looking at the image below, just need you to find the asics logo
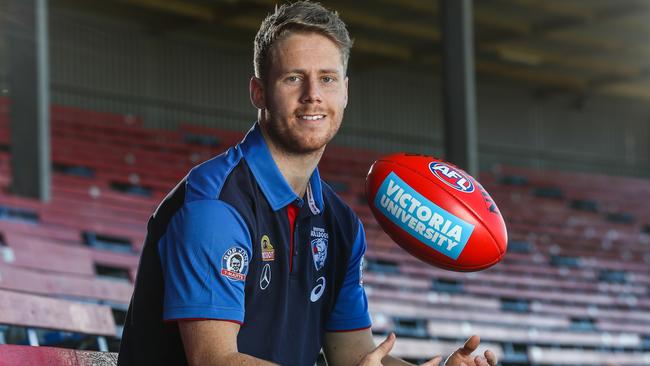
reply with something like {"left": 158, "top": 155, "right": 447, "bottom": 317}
{"left": 310, "top": 277, "right": 326, "bottom": 302}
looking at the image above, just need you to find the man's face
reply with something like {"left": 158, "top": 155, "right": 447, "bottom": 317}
{"left": 230, "top": 256, "right": 242, "bottom": 272}
{"left": 254, "top": 32, "right": 348, "bottom": 154}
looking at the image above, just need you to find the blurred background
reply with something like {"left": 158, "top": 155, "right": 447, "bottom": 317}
{"left": 0, "top": 0, "right": 649, "bottom": 365}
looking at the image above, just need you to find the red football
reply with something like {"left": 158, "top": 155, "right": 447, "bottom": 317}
{"left": 365, "top": 153, "right": 507, "bottom": 272}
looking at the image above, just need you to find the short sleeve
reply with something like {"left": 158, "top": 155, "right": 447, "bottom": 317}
{"left": 325, "top": 220, "right": 372, "bottom": 331}
{"left": 158, "top": 199, "right": 252, "bottom": 323}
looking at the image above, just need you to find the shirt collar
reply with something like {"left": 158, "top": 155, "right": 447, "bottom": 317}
{"left": 239, "top": 123, "right": 324, "bottom": 214}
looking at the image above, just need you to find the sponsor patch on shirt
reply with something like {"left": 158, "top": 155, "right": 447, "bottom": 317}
{"left": 261, "top": 234, "right": 275, "bottom": 261}
{"left": 259, "top": 263, "right": 271, "bottom": 290}
{"left": 310, "top": 276, "right": 326, "bottom": 302}
{"left": 221, "top": 246, "right": 249, "bottom": 281}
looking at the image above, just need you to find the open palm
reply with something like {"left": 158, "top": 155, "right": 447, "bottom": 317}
{"left": 444, "top": 335, "right": 497, "bottom": 366}
{"left": 359, "top": 333, "right": 497, "bottom": 366}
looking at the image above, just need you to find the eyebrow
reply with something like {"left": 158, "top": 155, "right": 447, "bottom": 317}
{"left": 284, "top": 68, "right": 341, "bottom": 75}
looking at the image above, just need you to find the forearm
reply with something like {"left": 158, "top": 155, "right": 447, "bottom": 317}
{"left": 179, "top": 320, "right": 277, "bottom": 366}
{"left": 187, "top": 351, "right": 278, "bottom": 366}
{"left": 221, "top": 352, "right": 279, "bottom": 366}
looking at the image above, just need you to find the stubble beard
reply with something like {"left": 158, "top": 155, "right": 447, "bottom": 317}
{"left": 262, "top": 112, "right": 342, "bottom": 156}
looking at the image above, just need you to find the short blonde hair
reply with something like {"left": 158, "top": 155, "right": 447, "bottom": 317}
{"left": 253, "top": 1, "right": 353, "bottom": 81}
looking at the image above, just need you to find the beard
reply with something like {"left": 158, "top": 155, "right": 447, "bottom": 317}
{"left": 261, "top": 110, "right": 342, "bottom": 155}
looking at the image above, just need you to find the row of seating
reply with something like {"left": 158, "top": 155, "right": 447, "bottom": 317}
{"left": 0, "top": 98, "right": 649, "bottom": 364}
{"left": 0, "top": 345, "right": 117, "bottom": 366}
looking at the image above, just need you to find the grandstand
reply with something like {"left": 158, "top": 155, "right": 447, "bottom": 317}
{"left": 0, "top": 100, "right": 649, "bottom": 364}
{"left": 1, "top": 0, "right": 650, "bottom": 365}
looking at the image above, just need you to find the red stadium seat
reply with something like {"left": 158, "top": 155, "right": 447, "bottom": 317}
{"left": 0, "top": 289, "right": 115, "bottom": 336}
{"left": 0, "top": 345, "right": 117, "bottom": 366}
{"left": 0, "top": 263, "right": 132, "bottom": 303}
{"left": 1, "top": 98, "right": 649, "bottom": 363}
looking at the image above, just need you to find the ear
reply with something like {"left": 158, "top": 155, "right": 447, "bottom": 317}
{"left": 343, "top": 76, "right": 349, "bottom": 108}
{"left": 250, "top": 77, "right": 266, "bottom": 110}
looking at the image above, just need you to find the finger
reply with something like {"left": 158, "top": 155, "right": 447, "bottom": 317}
{"left": 370, "top": 332, "right": 396, "bottom": 359}
{"left": 484, "top": 350, "right": 497, "bottom": 366}
{"left": 420, "top": 355, "right": 442, "bottom": 366}
{"left": 459, "top": 335, "right": 481, "bottom": 355}
{"left": 474, "top": 356, "right": 489, "bottom": 366}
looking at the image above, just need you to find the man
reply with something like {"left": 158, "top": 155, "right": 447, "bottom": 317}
{"left": 229, "top": 254, "right": 243, "bottom": 272}
{"left": 118, "top": 2, "right": 497, "bottom": 365}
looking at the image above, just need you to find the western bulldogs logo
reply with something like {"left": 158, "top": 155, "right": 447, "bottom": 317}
{"left": 429, "top": 162, "right": 474, "bottom": 193}
{"left": 220, "top": 247, "right": 249, "bottom": 281}
{"left": 310, "top": 227, "right": 329, "bottom": 271}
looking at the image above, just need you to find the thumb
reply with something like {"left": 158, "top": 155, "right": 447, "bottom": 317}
{"left": 459, "top": 335, "right": 480, "bottom": 356}
{"left": 370, "top": 332, "right": 396, "bottom": 359}
{"left": 420, "top": 355, "right": 442, "bottom": 366}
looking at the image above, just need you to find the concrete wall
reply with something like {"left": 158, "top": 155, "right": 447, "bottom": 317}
{"left": 0, "top": 3, "right": 648, "bottom": 178}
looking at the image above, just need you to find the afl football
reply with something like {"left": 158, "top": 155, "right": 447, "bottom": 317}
{"left": 365, "top": 153, "right": 507, "bottom": 272}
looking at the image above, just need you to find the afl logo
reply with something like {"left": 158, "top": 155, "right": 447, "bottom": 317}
{"left": 429, "top": 162, "right": 474, "bottom": 193}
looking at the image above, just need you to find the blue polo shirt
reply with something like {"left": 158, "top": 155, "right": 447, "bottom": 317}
{"left": 118, "top": 123, "right": 371, "bottom": 366}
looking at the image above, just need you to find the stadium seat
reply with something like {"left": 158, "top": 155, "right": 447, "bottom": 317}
{"left": 0, "top": 345, "right": 117, "bottom": 366}
{"left": 0, "top": 99, "right": 649, "bottom": 363}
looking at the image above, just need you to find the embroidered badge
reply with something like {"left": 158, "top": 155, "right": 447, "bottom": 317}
{"left": 310, "top": 276, "right": 326, "bottom": 302}
{"left": 220, "top": 247, "right": 249, "bottom": 281}
{"left": 260, "top": 263, "right": 271, "bottom": 290}
{"left": 310, "top": 227, "right": 329, "bottom": 271}
{"left": 261, "top": 235, "right": 275, "bottom": 262}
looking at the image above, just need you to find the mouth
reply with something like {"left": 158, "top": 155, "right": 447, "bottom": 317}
{"left": 297, "top": 114, "right": 326, "bottom": 121}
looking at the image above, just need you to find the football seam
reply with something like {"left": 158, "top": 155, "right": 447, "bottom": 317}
{"left": 373, "top": 158, "right": 505, "bottom": 258}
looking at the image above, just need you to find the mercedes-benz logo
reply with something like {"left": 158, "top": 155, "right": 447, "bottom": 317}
{"left": 260, "top": 263, "right": 271, "bottom": 290}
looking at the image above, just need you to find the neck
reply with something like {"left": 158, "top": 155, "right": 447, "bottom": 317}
{"left": 260, "top": 129, "right": 324, "bottom": 198}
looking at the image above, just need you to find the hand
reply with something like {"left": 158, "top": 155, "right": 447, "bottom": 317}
{"left": 444, "top": 335, "right": 497, "bottom": 366}
{"left": 357, "top": 333, "right": 397, "bottom": 366}
{"left": 357, "top": 333, "right": 442, "bottom": 366}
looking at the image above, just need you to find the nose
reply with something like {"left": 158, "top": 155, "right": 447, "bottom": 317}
{"left": 300, "top": 77, "right": 322, "bottom": 104}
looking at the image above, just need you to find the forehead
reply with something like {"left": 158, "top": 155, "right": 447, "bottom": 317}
{"left": 268, "top": 32, "right": 344, "bottom": 73}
